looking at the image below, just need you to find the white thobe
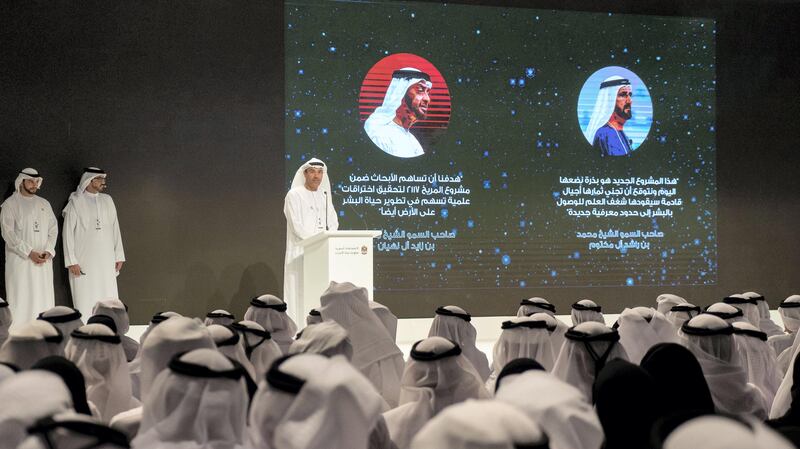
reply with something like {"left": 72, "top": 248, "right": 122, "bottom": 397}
{"left": 283, "top": 186, "right": 338, "bottom": 314}
{"left": 1, "top": 194, "right": 57, "bottom": 325}
{"left": 368, "top": 122, "right": 425, "bottom": 158}
{"left": 63, "top": 192, "right": 125, "bottom": 317}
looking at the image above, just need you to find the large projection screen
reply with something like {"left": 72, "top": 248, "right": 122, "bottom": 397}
{"left": 286, "top": 0, "right": 716, "bottom": 317}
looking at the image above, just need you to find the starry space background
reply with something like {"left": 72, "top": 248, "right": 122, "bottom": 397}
{"left": 285, "top": 0, "right": 716, "bottom": 314}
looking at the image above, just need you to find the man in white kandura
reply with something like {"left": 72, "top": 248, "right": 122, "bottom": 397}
{"left": 283, "top": 158, "right": 338, "bottom": 315}
{"left": 364, "top": 67, "right": 432, "bottom": 158}
{"left": 62, "top": 167, "right": 125, "bottom": 318}
{"left": 1, "top": 168, "right": 58, "bottom": 325}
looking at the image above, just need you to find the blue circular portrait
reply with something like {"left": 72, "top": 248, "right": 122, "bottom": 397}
{"left": 577, "top": 66, "right": 653, "bottom": 156}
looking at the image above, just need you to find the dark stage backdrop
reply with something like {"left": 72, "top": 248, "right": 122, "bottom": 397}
{"left": 1, "top": 0, "right": 798, "bottom": 322}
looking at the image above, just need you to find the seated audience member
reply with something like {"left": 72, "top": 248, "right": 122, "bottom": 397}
{"left": 132, "top": 349, "right": 248, "bottom": 449}
{"left": 289, "top": 320, "right": 353, "bottom": 359}
{"left": 204, "top": 309, "right": 235, "bottom": 326}
{"left": 247, "top": 353, "right": 383, "bottom": 449}
{"left": 742, "top": 291, "right": 784, "bottom": 337}
{"left": 428, "top": 305, "right": 491, "bottom": 381}
{"left": 552, "top": 321, "right": 628, "bottom": 402}
{"left": 516, "top": 297, "right": 568, "bottom": 354}
{"left": 66, "top": 323, "right": 139, "bottom": 421}
{"left": 244, "top": 295, "right": 297, "bottom": 354}
{"left": 639, "top": 343, "right": 715, "bottom": 419}
{"left": 0, "top": 370, "right": 73, "bottom": 448}
{"left": 410, "top": 400, "right": 549, "bottom": 449}
{"left": 495, "top": 370, "right": 604, "bottom": 449}
{"left": 385, "top": 336, "right": 488, "bottom": 448}
{"left": 37, "top": 306, "right": 84, "bottom": 352}
{"left": 732, "top": 321, "right": 782, "bottom": 405}
{"left": 570, "top": 299, "right": 604, "bottom": 325}
{"left": 486, "top": 315, "right": 557, "bottom": 392}
{"left": 92, "top": 299, "right": 139, "bottom": 362}
{"left": 231, "top": 320, "right": 282, "bottom": 380}
{"left": 680, "top": 314, "right": 768, "bottom": 418}
{"left": 665, "top": 303, "right": 701, "bottom": 331}
{"left": 594, "top": 359, "right": 664, "bottom": 449}
{"left": 658, "top": 415, "right": 794, "bottom": 449}
{"left": 615, "top": 306, "right": 677, "bottom": 364}
{"left": 770, "top": 295, "right": 800, "bottom": 366}
{"left": 318, "top": 281, "right": 404, "bottom": 407}
{"left": 655, "top": 293, "right": 688, "bottom": 315}
{"left": 17, "top": 411, "right": 131, "bottom": 449}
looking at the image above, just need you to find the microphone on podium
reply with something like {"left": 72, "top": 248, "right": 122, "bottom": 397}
{"left": 324, "top": 191, "right": 329, "bottom": 230}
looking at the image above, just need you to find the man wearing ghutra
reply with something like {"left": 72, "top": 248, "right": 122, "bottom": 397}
{"left": 1, "top": 168, "right": 58, "bottom": 324}
{"left": 62, "top": 167, "right": 125, "bottom": 318}
{"left": 283, "top": 159, "right": 338, "bottom": 316}
{"left": 364, "top": 67, "right": 432, "bottom": 158}
{"left": 583, "top": 75, "right": 634, "bottom": 156}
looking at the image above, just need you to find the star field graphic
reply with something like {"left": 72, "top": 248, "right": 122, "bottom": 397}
{"left": 285, "top": 1, "right": 717, "bottom": 296}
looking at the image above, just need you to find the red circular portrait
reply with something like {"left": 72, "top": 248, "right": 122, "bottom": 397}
{"left": 359, "top": 53, "right": 451, "bottom": 158}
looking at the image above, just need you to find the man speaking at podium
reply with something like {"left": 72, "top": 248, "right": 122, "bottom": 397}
{"left": 283, "top": 158, "right": 339, "bottom": 311}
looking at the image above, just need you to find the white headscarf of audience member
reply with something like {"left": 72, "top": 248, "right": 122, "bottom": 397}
{"left": 704, "top": 302, "right": 747, "bottom": 324}
{"left": 616, "top": 306, "right": 677, "bottom": 364}
{"left": 428, "top": 305, "right": 491, "bottom": 381}
{"left": 662, "top": 415, "right": 795, "bottom": 449}
{"left": 771, "top": 295, "right": 800, "bottom": 363}
{"left": 486, "top": 315, "right": 557, "bottom": 392}
{"left": 370, "top": 301, "right": 399, "bottom": 342}
{"left": 231, "top": 320, "right": 282, "bottom": 380}
{"left": 666, "top": 303, "right": 701, "bottom": 331}
{"left": 780, "top": 295, "right": 800, "bottom": 333}
{"left": 680, "top": 314, "right": 768, "bottom": 418}
{"left": 139, "top": 316, "right": 215, "bottom": 401}
{"left": 133, "top": 349, "right": 248, "bottom": 449}
{"left": 248, "top": 353, "right": 383, "bottom": 449}
{"left": 305, "top": 308, "right": 323, "bottom": 326}
{"left": 656, "top": 293, "right": 688, "bottom": 315}
{"left": 770, "top": 299, "right": 800, "bottom": 419}
{"left": 0, "top": 319, "right": 63, "bottom": 369}
{"left": 244, "top": 295, "right": 297, "bottom": 354}
{"left": 92, "top": 298, "right": 139, "bottom": 362}
{"left": 138, "top": 312, "right": 181, "bottom": 351}
{"left": 204, "top": 310, "right": 235, "bottom": 326}
{"left": 66, "top": 323, "right": 138, "bottom": 421}
{"left": 207, "top": 324, "right": 257, "bottom": 382}
{"left": 38, "top": 306, "right": 84, "bottom": 352}
{"left": 732, "top": 321, "right": 782, "bottom": 406}
{"left": 289, "top": 320, "right": 353, "bottom": 359}
{"left": 0, "top": 371, "right": 73, "bottom": 448}
{"left": 399, "top": 336, "right": 489, "bottom": 414}
{"left": 386, "top": 337, "right": 489, "bottom": 449}
{"left": 723, "top": 294, "right": 762, "bottom": 328}
{"left": 318, "top": 281, "right": 404, "bottom": 406}
{"left": 743, "top": 291, "right": 785, "bottom": 337}
{"left": 570, "top": 300, "right": 604, "bottom": 325}
{"left": 0, "top": 298, "right": 11, "bottom": 348}
{"left": 517, "top": 297, "right": 569, "bottom": 353}
{"left": 18, "top": 411, "right": 131, "bottom": 449}
{"left": 410, "top": 400, "right": 549, "bottom": 449}
{"left": 495, "top": 370, "right": 604, "bottom": 449}
{"left": 247, "top": 354, "right": 318, "bottom": 449}
{"left": 129, "top": 311, "right": 181, "bottom": 400}
{"left": 551, "top": 321, "right": 627, "bottom": 402}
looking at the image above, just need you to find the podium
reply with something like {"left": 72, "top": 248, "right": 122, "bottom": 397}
{"left": 295, "top": 230, "right": 381, "bottom": 321}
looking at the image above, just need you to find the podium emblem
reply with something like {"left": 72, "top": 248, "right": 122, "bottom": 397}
{"left": 361, "top": 245, "right": 368, "bottom": 255}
